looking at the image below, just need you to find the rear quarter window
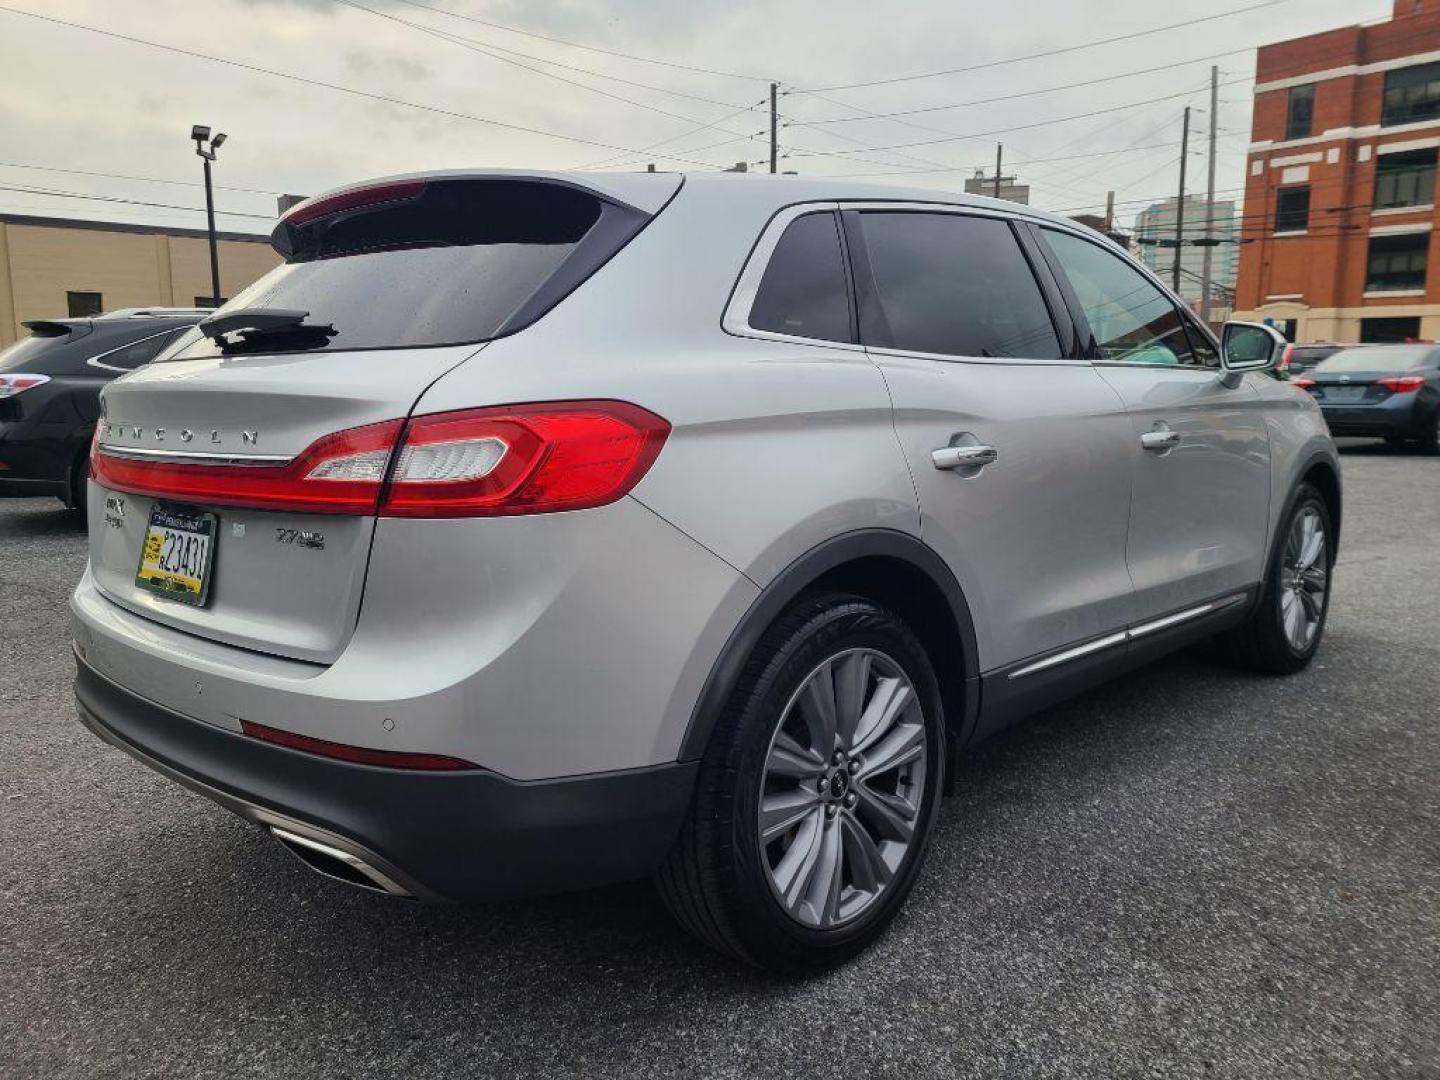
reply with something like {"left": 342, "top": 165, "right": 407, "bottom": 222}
{"left": 747, "top": 212, "right": 853, "bottom": 343}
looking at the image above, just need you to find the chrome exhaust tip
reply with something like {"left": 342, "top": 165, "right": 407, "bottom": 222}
{"left": 270, "top": 826, "right": 412, "bottom": 898}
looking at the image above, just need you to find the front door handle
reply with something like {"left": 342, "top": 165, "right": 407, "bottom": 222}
{"left": 1140, "top": 427, "right": 1181, "bottom": 452}
{"left": 932, "top": 444, "right": 999, "bottom": 470}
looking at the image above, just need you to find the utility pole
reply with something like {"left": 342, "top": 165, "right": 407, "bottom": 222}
{"left": 994, "top": 144, "right": 1003, "bottom": 198}
{"left": 1105, "top": 190, "right": 1115, "bottom": 232}
{"left": 1200, "top": 66, "right": 1219, "bottom": 325}
{"left": 1173, "top": 107, "right": 1190, "bottom": 294}
{"left": 769, "top": 83, "right": 778, "bottom": 174}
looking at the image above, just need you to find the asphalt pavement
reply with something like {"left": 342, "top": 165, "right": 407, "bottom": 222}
{"left": 2, "top": 441, "right": 1437, "bottom": 1079}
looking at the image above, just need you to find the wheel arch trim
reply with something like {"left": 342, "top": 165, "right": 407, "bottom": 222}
{"left": 676, "top": 529, "right": 980, "bottom": 761}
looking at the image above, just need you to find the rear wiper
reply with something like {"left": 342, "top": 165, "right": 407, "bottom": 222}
{"left": 198, "top": 307, "right": 337, "bottom": 352}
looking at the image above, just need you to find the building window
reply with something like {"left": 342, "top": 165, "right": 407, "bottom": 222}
{"left": 1275, "top": 187, "right": 1310, "bottom": 233}
{"left": 66, "top": 291, "right": 102, "bottom": 317}
{"left": 1360, "top": 316, "right": 1422, "bottom": 343}
{"left": 1374, "top": 149, "right": 1438, "bottom": 209}
{"left": 1286, "top": 85, "right": 1315, "bottom": 140}
{"left": 1382, "top": 61, "right": 1440, "bottom": 127}
{"left": 1366, "top": 232, "right": 1430, "bottom": 292}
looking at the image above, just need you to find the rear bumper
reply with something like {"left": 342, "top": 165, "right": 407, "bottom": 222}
{"left": 75, "top": 652, "right": 697, "bottom": 902}
{"left": 1318, "top": 398, "right": 1424, "bottom": 438}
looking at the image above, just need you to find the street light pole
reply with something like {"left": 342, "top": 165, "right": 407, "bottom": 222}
{"left": 191, "top": 125, "right": 227, "bottom": 307}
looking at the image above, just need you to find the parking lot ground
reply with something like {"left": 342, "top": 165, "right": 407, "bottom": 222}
{"left": 1, "top": 441, "right": 1438, "bottom": 1079}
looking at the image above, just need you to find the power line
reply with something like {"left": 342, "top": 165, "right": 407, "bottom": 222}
{"left": 0, "top": 160, "right": 284, "bottom": 198}
{"left": 0, "top": 183, "right": 274, "bottom": 221}
{"left": 381, "top": 0, "right": 773, "bottom": 83}
{"left": 0, "top": 4, "right": 751, "bottom": 169}
{"left": 795, "top": 0, "right": 1293, "bottom": 92}
{"left": 788, "top": 48, "right": 1255, "bottom": 125}
{"left": 787, "top": 79, "right": 1249, "bottom": 157}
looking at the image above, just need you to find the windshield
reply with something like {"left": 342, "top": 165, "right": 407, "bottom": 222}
{"left": 1315, "top": 346, "right": 1434, "bottom": 373}
{"left": 172, "top": 178, "right": 635, "bottom": 358}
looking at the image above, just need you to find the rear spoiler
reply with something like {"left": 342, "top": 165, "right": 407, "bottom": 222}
{"left": 21, "top": 319, "right": 81, "bottom": 338}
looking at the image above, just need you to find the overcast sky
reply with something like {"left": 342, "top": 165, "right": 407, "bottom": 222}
{"left": 0, "top": 0, "right": 1391, "bottom": 236}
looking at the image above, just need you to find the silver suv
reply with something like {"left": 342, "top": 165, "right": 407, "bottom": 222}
{"left": 72, "top": 171, "right": 1339, "bottom": 971}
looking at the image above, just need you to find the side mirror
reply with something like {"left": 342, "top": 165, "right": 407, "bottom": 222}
{"left": 1220, "top": 321, "right": 1286, "bottom": 386}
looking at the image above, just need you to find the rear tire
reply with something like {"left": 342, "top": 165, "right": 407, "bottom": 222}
{"left": 1222, "top": 483, "right": 1333, "bottom": 674}
{"left": 656, "top": 593, "right": 945, "bottom": 972}
{"left": 1422, "top": 412, "right": 1440, "bottom": 455}
{"left": 65, "top": 450, "right": 90, "bottom": 520}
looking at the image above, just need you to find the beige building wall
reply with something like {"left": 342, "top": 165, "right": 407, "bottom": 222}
{"left": 0, "top": 217, "right": 281, "bottom": 346}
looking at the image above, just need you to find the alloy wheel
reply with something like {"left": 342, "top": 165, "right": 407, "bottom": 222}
{"left": 758, "top": 648, "right": 928, "bottom": 929}
{"left": 1278, "top": 507, "right": 1328, "bottom": 652}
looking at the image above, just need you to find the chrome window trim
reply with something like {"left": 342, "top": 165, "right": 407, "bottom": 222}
{"left": 96, "top": 444, "right": 291, "bottom": 467}
{"left": 86, "top": 327, "right": 187, "bottom": 374}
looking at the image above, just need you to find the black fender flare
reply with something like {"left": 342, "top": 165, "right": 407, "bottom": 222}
{"left": 677, "top": 529, "right": 981, "bottom": 761}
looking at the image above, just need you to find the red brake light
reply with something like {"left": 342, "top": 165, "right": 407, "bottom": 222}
{"left": 92, "top": 419, "right": 404, "bottom": 514}
{"left": 1378, "top": 375, "right": 1426, "bottom": 393}
{"left": 90, "top": 401, "right": 669, "bottom": 518}
{"left": 281, "top": 179, "right": 426, "bottom": 228}
{"left": 1291, "top": 377, "right": 1316, "bottom": 390}
{"left": 381, "top": 401, "right": 670, "bottom": 518}
{"left": 239, "top": 719, "right": 477, "bottom": 770}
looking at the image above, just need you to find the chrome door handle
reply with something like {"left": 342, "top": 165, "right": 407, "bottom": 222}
{"left": 1140, "top": 429, "right": 1181, "bottom": 452}
{"left": 932, "top": 444, "right": 999, "bottom": 470}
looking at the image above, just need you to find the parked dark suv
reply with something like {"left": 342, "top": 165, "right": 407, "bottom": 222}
{"left": 0, "top": 309, "right": 204, "bottom": 511}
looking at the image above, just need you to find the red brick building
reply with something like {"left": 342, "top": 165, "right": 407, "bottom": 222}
{"left": 1234, "top": 0, "right": 1440, "bottom": 343}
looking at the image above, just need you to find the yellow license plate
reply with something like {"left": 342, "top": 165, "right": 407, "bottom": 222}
{"left": 135, "top": 504, "right": 218, "bottom": 607}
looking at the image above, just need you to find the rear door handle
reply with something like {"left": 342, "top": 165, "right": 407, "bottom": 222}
{"left": 932, "top": 444, "right": 999, "bottom": 470}
{"left": 1140, "top": 428, "right": 1181, "bottom": 452}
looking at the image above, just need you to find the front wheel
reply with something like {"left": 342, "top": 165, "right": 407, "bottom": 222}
{"left": 1223, "top": 483, "right": 1334, "bottom": 674}
{"left": 656, "top": 594, "right": 945, "bottom": 972}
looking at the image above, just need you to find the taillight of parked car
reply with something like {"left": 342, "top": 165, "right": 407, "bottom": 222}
{"left": 91, "top": 401, "right": 670, "bottom": 517}
{"left": 1291, "top": 377, "right": 1317, "bottom": 390}
{"left": 1377, "top": 375, "right": 1427, "bottom": 393}
{"left": 0, "top": 373, "right": 50, "bottom": 398}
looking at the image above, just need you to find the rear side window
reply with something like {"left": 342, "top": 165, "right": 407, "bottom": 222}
{"left": 90, "top": 327, "right": 191, "bottom": 372}
{"left": 179, "top": 178, "right": 646, "bottom": 356}
{"left": 748, "top": 212, "right": 852, "bottom": 343}
{"left": 1041, "top": 228, "right": 1197, "bottom": 366}
{"left": 855, "top": 212, "right": 1062, "bottom": 359}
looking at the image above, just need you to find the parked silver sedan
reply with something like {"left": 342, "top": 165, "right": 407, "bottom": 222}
{"left": 71, "top": 171, "right": 1338, "bottom": 971}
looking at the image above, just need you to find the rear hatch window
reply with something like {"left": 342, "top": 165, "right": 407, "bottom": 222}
{"left": 172, "top": 177, "right": 651, "bottom": 359}
{"left": 0, "top": 321, "right": 89, "bottom": 373}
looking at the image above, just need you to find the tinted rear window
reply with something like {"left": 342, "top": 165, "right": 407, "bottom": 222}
{"left": 1317, "top": 346, "right": 1435, "bottom": 372}
{"left": 857, "top": 212, "right": 1062, "bottom": 359}
{"left": 177, "top": 179, "right": 641, "bottom": 357}
{"left": 748, "top": 212, "right": 852, "bottom": 343}
{"left": 0, "top": 334, "right": 68, "bottom": 373}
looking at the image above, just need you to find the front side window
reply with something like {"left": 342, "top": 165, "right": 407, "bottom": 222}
{"left": 1286, "top": 85, "right": 1315, "bottom": 140}
{"left": 67, "top": 291, "right": 102, "bottom": 318}
{"left": 1275, "top": 187, "right": 1311, "bottom": 233}
{"left": 854, "top": 212, "right": 1062, "bottom": 359}
{"left": 1374, "top": 149, "right": 1438, "bottom": 209}
{"left": 1366, "top": 233, "right": 1430, "bottom": 292}
{"left": 1383, "top": 62, "right": 1440, "bottom": 126}
{"left": 1041, "top": 228, "right": 1196, "bottom": 366}
{"left": 747, "top": 212, "right": 852, "bottom": 343}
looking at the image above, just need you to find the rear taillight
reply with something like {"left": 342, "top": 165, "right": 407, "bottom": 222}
{"left": 92, "top": 419, "right": 404, "bottom": 514}
{"left": 380, "top": 401, "right": 669, "bottom": 518}
{"left": 90, "top": 401, "right": 669, "bottom": 518}
{"left": 1378, "top": 375, "right": 1427, "bottom": 393}
{"left": 1291, "top": 377, "right": 1316, "bottom": 390}
{"left": 0, "top": 373, "right": 50, "bottom": 398}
